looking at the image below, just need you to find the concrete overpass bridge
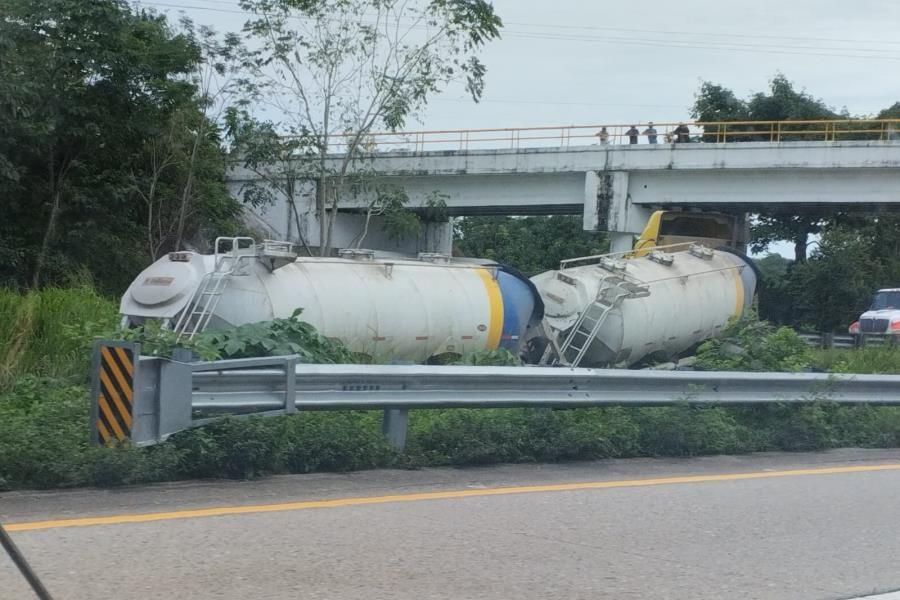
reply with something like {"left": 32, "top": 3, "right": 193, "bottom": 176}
{"left": 227, "top": 120, "right": 900, "bottom": 253}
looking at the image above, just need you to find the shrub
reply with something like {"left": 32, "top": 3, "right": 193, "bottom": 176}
{"left": 275, "top": 412, "right": 392, "bottom": 473}
{"left": 695, "top": 312, "right": 811, "bottom": 372}
{"left": 199, "top": 309, "right": 359, "bottom": 363}
{"left": 4, "top": 286, "right": 900, "bottom": 492}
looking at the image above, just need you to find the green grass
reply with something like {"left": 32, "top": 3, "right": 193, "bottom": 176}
{"left": 0, "top": 286, "right": 119, "bottom": 389}
{"left": 810, "top": 345, "right": 900, "bottom": 374}
{"left": 2, "top": 287, "right": 900, "bottom": 491}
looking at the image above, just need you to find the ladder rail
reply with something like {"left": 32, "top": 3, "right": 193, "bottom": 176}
{"left": 174, "top": 238, "right": 251, "bottom": 340}
{"left": 181, "top": 273, "right": 230, "bottom": 339}
{"left": 558, "top": 289, "right": 631, "bottom": 367}
{"left": 170, "top": 236, "right": 298, "bottom": 340}
{"left": 559, "top": 302, "right": 613, "bottom": 367}
{"left": 172, "top": 271, "right": 214, "bottom": 338}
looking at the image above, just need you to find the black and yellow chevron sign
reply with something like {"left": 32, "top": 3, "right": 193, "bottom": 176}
{"left": 94, "top": 344, "right": 135, "bottom": 444}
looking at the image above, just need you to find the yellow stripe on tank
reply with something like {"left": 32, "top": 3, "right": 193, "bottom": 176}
{"left": 731, "top": 267, "right": 745, "bottom": 317}
{"left": 476, "top": 268, "right": 503, "bottom": 349}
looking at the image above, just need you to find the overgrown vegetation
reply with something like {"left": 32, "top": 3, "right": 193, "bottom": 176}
{"left": 454, "top": 215, "right": 608, "bottom": 276}
{"left": 0, "top": 286, "right": 119, "bottom": 389}
{"left": 693, "top": 312, "right": 812, "bottom": 372}
{"left": 1, "top": 0, "right": 243, "bottom": 293}
{"left": 2, "top": 287, "right": 900, "bottom": 491}
{"left": 692, "top": 74, "right": 900, "bottom": 332}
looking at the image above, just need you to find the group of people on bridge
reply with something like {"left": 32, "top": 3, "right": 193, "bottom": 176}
{"left": 595, "top": 123, "right": 691, "bottom": 145}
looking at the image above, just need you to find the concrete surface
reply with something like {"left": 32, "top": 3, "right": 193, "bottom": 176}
{"left": 3, "top": 449, "right": 900, "bottom": 599}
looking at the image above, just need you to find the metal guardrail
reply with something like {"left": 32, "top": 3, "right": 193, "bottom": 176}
{"left": 799, "top": 332, "right": 895, "bottom": 349}
{"left": 317, "top": 118, "right": 900, "bottom": 153}
{"left": 92, "top": 342, "right": 900, "bottom": 452}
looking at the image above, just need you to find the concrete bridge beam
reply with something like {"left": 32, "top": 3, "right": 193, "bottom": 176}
{"left": 227, "top": 141, "right": 900, "bottom": 254}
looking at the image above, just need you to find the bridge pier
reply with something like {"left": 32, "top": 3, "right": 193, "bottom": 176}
{"left": 584, "top": 169, "right": 651, "bottom": 252}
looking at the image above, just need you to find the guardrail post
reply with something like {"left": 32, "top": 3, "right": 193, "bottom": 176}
{"left": 822, "top": 332, "right": 834, "bottom": 349}
{"left": 858, "top": 334, "right": 868, "bottom": 348}
{"left": 284, "top": 356, "right": 297, "bottom": 414}
{"left": 91, "top": 340, "right": 141, "bottom": 446}
{"left": 158, "top": 355, "right": 193, "bottom": 441}
{"left": 382, "top": 409, "right": 409, "bottom": 452}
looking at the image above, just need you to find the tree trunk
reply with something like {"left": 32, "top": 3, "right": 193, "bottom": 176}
{"left": 31, "top": 188, "right": 62, "bottom": 289}
{"left": 316, "top": 177, "right": 327, "bottom": 256}
{"left": 287, "top": 183, "right": 313, "bottom": 256}
{"left": 325, "top": 178, "right": 343, "bottom": 254}
{"left": 174, "top": 119, "right": 204, "bottom": 251}
{"left": 32, "top": 145, "right": 64, "bottom": 289}
{"left": 793, "top": 233, "right": 808, "bottom": 263}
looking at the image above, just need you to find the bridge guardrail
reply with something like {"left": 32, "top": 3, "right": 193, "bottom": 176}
{"left": 313, "top": 119, "right": 900, "bottom": 153}
{"left": 91, "top": 342, "right": 900, "bottom": 451}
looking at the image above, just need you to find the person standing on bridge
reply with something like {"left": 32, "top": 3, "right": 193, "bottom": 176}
{"left": 626, "top": 125, "right": 640, "bottom": 145}
{"left": 674, "top": 123, "right": 691, "bottom": 143}
{"left": 596, "top": 127, "right": 609, "bottom": 145}
{"left": 643, "top": 122, "right": 658, "bottom": 144}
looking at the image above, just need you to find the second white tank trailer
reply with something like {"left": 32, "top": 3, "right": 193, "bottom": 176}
{"left": 120, "top": 238, "right": 757, "bottom": 368}
{"left": 532, "top": 246, "right": 756, "bottom": 367}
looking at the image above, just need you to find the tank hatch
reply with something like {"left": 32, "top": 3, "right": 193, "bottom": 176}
{"left": 258, "top": 240, "right": 298, "bottom": 271}
{"left": 130, "top": 258, "right": 195, "bottom": 306}
{"left": 541, "top": 274, "right": 586, "bottom": 319}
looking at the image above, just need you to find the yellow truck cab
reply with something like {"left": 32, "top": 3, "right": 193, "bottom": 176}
{"left": 632, "top": 210, "right": 747, "bottom": 255}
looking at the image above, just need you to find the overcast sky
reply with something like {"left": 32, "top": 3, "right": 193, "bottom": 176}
{"left": 138, "top": 0, "right": 900, "bottom": 130}
{"left": 136, "top": 0, "right": 898, "bottom": 257}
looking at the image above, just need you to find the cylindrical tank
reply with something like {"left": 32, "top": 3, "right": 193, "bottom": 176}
{"left": 120, "top": 249, "right": 542, "bottom": 363}
{"left": 530, "top": 246, "right": 757, "bottom": 367}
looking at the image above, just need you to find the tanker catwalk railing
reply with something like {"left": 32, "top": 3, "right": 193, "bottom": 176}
{"left": 91, "top": 345, "right": 900, "bottom": 452}
{"left": 310, "top": 118, "right": 900, "bottom": 153}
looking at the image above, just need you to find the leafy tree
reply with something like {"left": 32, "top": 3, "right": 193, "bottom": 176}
{"left": 750, "top": 215, "right": 827, "bottom": 264}
{"left": 754, "top": 253, "right": 795, "bottom": 326}
{"left": 454, "top": 216, "right": 608, "bottom": 276}
{"left": 691, "top": 82, "right": 750, "bottom": 142}
{"left": 691, "top": 74, "right": 841, "bottom": 261}
{"left": 879, "top": 102, "right": 900, "bottom": 119}
{"left": 790, "top": 226, "right": 876, "bottom": 331}
{"left": 0, "top": 0, "right": 240, "bottom": 292}
{"left": 232, "top": 0, "right": 502, "bottom": 255}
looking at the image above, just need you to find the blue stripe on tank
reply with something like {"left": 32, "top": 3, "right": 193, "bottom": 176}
{"left": 496, "top": 270, "right": 536, "bottom": 351}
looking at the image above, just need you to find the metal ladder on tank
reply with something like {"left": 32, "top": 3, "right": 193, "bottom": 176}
{"left": 173, "top": 237, "right": 254, "bottom": 340}
{"left": 557, "top": 277, "right": 649, "bottom": 368}
{"left": 557, "top": 300, "right": 615, "bottom": 367}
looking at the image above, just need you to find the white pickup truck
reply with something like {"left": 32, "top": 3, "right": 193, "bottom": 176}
{"left": 849, "top": 289, "right": 900, "bottom": 335}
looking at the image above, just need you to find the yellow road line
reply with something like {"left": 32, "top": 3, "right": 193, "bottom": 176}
{"left": 7, "top": 463, "right": 900, "bottom": 533}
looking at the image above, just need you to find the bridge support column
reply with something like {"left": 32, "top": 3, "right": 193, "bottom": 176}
{"left": 603, "top": 170, "right": 651, "bottom": 252}
{"left": 583, "top": 170, "right": 602, "bottom": 231}
{"left": 609, "top": 232, "right": 635, "bottom": 254}
{"left": 420, "top": 220, "right": 453, "bottom": 255}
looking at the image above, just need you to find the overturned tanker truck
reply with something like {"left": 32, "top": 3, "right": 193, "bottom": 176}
{"left": 121, "top": 235, "right": 757, "bottom": 368}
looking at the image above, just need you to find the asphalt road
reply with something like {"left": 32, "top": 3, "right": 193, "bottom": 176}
{"left": 3, "top": 449, "right": 900, "bottom": 600}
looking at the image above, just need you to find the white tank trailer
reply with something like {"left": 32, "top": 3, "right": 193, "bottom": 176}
{"left": 121, "top": 239, "right": 543, "bottom": 363}
{"left": 120, "top": 238, "right": 757, "bottom": 367}
{"left": 530, "top": 245, "right": 757, "bottom": 367}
